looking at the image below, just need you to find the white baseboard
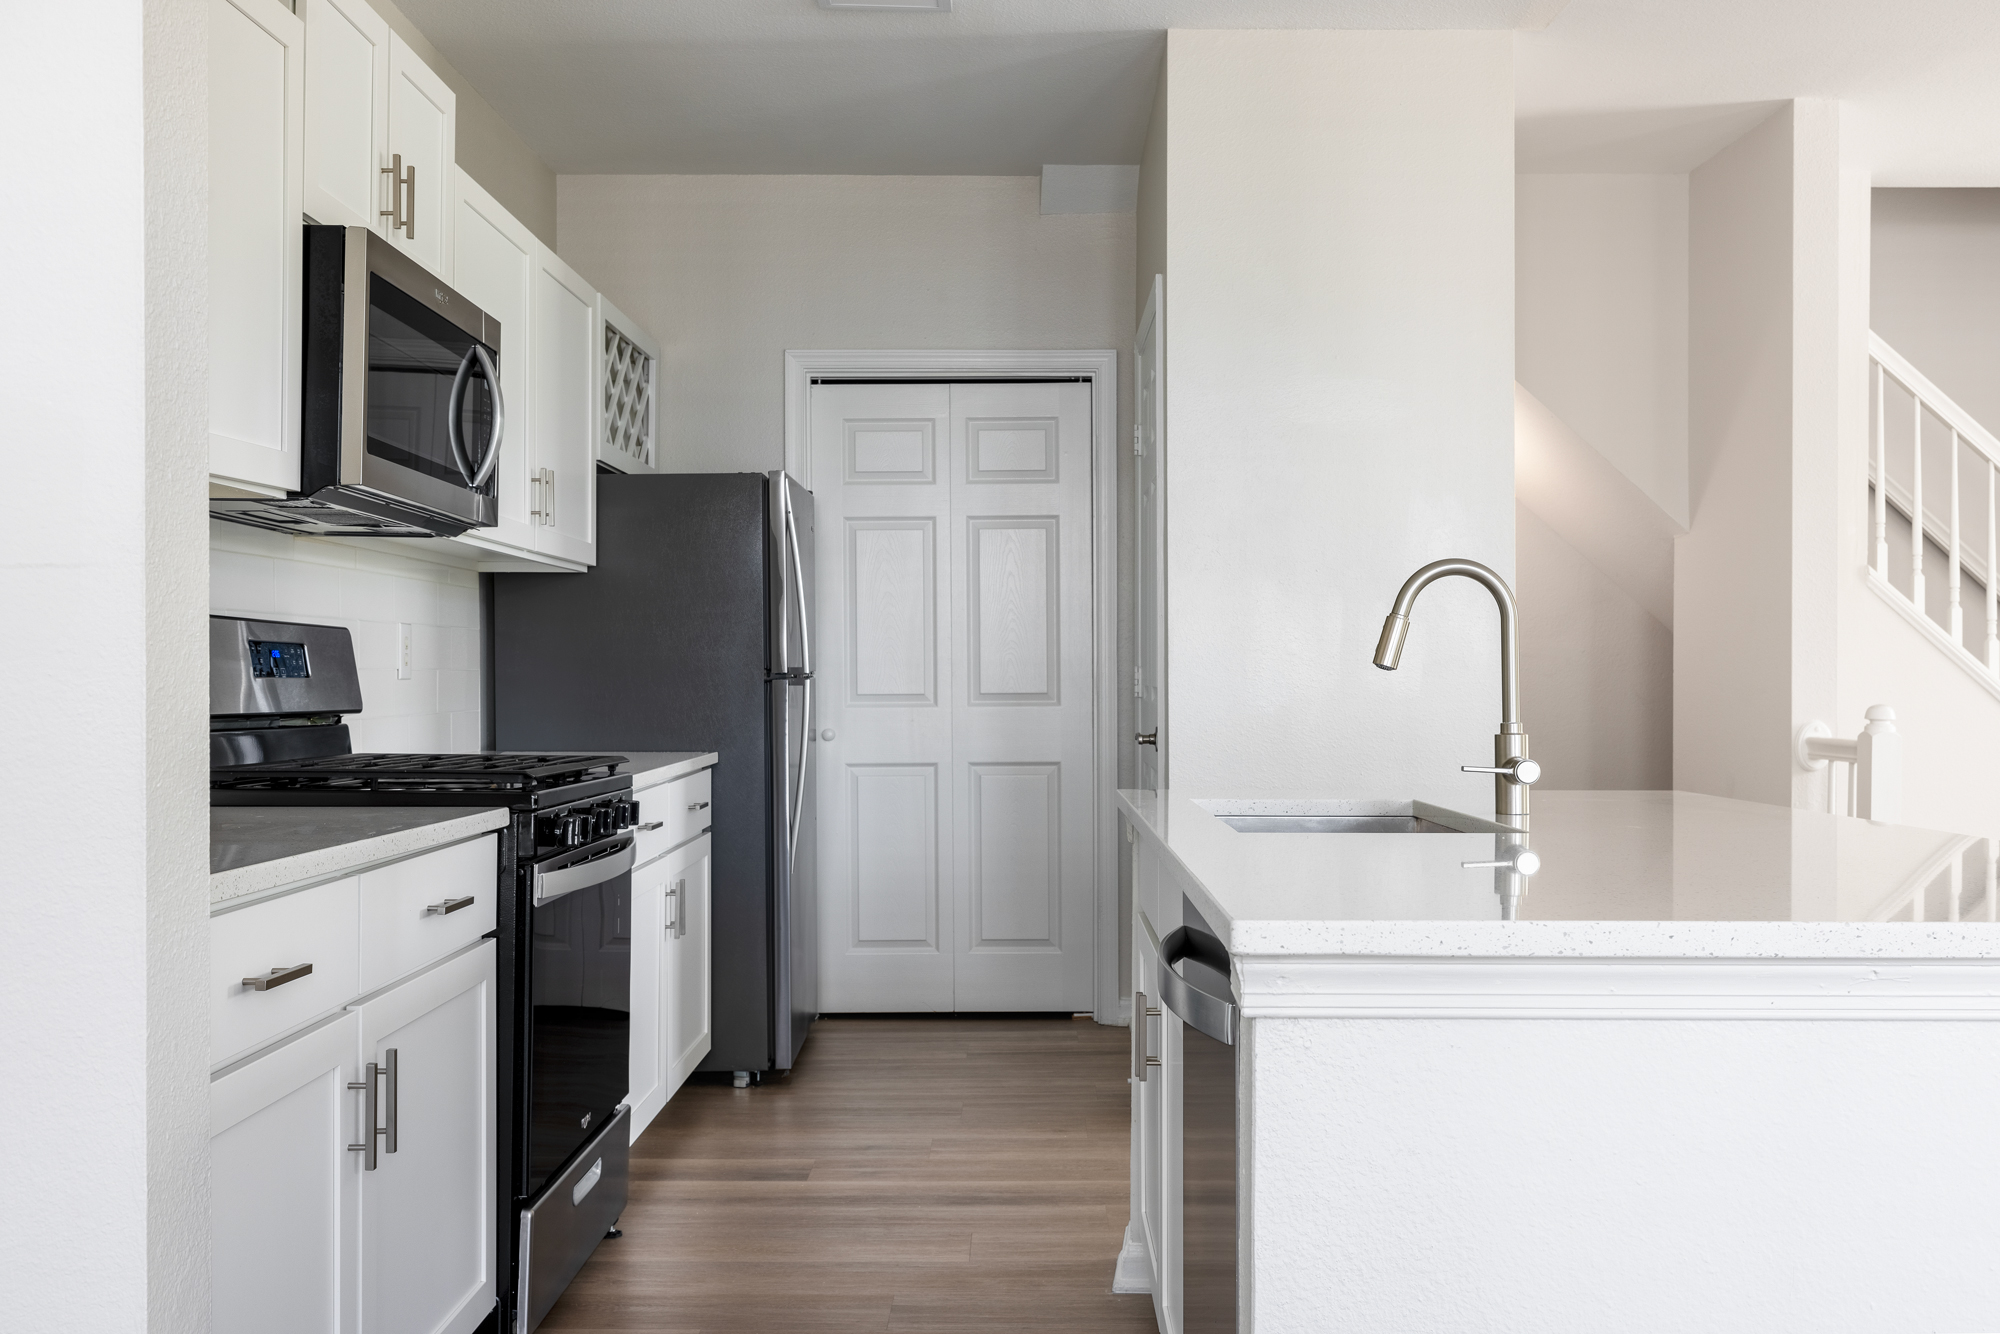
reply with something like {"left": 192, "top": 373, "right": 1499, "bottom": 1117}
{"left": 1111, "top": 1223, "right": 1154, "bottom": 1294}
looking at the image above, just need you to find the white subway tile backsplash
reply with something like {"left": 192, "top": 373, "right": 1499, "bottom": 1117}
{"left": 210, "top": 519, "right": 482, "bottom": 750}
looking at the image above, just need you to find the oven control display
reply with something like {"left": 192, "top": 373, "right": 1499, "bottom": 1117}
{"left": 247, "top": 640, "right": 311, "bottom": 679}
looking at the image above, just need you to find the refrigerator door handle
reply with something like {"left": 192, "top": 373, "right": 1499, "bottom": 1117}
{"left": 783, "top": 480, "right": 812, "bottom": 677}
{"left": 788, "top": 676, "right": 813, "bottom": 871}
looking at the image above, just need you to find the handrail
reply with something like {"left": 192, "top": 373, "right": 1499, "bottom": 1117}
{"left": 1867, "top": 332, "right": 2000, "bottom": 679}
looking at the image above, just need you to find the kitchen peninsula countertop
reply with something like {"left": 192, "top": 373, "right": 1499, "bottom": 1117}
{"left": 211, "top": 806, "right": 511, "bottom": 906}
{"left": 1118, "top": 788, "right": 2000, "bottom": 960}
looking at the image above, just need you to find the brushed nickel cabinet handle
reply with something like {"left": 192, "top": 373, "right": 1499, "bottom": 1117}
{"left": 404, "top": 163, "right": 415, "bottom": 240}
{"left": 688, "top": 800, "right": 709, "bottom": 812}
{"left": 379, "top": 153, "right": 406, "bottom": 233}
{"left": 665, "top": 880, "right": 681, "bottom": 936}
{"left": 347, "top": 1060, "right": 382, "bottom": 1170}
{"left": 383, "top": 1048, "right": 398, "bottom": 1154}
{"left": 1131, "top": 990, "right": 1163, "bottom": 1082}
{"left": 425, "top": 895, "right": 475, "bottom": 916}
{"left": 637, "top": 821, "right": 664, "bottom": 832}
{"left": 242, "top": 963, "right": 312, "bottom": 991}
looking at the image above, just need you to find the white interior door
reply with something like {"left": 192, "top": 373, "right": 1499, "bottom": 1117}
{"left": 1135, "top": 276, "right": 1166, "bottom": 791}
{"left": 814, "top": 380, "right": 1097, "bottom": 1012}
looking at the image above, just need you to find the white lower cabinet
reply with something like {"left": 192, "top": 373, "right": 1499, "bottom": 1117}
{"left": 355, "top": 941, "right": 496, "bottom": 1334}
{"left": 629, "top": 827, "right": 714, "bottom": 1140}
{"left": 212, "top": 1012, "right": 360, "bottom": 1334}
{"left": 1132, "top": 906, "right": 1181, "bottom": 1334}
{"left": 211, "top": 834, "right": 499, "bottom": 1334}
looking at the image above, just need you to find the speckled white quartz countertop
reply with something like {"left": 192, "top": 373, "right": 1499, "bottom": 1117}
{"left": 614, "top": 751, "right": 718, "bottom": 790}
{"left": 1119, "top": 788, "right": 2000, "bottom": 960}
{"left": 211, "top": 806, "right": 510, "bottom": 906}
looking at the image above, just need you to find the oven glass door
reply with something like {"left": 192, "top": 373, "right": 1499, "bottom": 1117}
{"left": 527, "top": 865, "right": 632, "bottom": 1198}
{"left": 366, "top": 273, "right": 498, "bottom": 505}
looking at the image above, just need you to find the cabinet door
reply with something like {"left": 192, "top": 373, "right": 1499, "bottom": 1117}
{"left": 208, "top": 0, "right": 303, "bottom": 495}
{"left": 450, "top": 168, "right": 538, "bottom": 551}
{"left": 211, "top": 1012, "right": 360, "bottom": 1334}
{"left": 301, "top": 0, "right": 388, "bottom": 229}
{"left": 627, "top": 852, "right": 669, "bottom": 1139}
{"left": 1133, "top": 915, "right": 1166, "bottom": 1308}
{"left": 531, "top": 244, "right": 598, "bottom": 566}
{"left": 353, "top": 942, "right": 495, "bottom": 1334}
{"left": 667, "top": 834, "right": 714, "bottom": 1090}
{"left": 384, "top": 31, "right": 454, "bottom": 278}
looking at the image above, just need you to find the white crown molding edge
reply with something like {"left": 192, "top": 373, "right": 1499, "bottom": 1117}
{"left": 1236, "top": 955, "right": 2000, "bottom": 1021}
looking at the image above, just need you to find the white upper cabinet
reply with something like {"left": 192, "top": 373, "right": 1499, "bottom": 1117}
{"left": 384, "top": 32, "right": 454, "bottom": 278}
{"left": 300, "top": 0, "right": 388, "bottom": 229}
{"left": 450, "top": 167, "right": 538, "bottom": 553}
{"left": 531, "top": 244, "right": 598, "bottom": 566}
{"left": 596, "top": 294, "right": 661, "bottom": 475}
{"left": 208, "top": 0, "right": 303, "bottom": 496}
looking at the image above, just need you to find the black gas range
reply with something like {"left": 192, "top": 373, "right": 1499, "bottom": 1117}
{"left": 210, "top": 615, "right": 637, "bottom": 1334}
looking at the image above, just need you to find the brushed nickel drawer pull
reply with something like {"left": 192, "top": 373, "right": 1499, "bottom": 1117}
{"left": 242, "top": 963, "right": 312, "bottom": 991}
{"left": 425, "top": 895, "right": 475, "bottom": 916}
{"left": 687, "top": 800, "right": 709, "bottom": 811}
{"left": 637, "top": 821, "right": 664, "bottom": 832}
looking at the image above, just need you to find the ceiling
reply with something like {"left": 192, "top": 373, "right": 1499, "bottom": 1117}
{"left": 394, "top": 0, "right": 2000, "bottom": 181}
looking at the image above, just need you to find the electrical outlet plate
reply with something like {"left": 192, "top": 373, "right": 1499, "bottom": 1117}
{"left": 397, "top": 623, "right": 413, "bottom": 680}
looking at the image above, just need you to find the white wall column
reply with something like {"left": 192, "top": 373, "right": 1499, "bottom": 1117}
{"left": 1154, "top": 29, "right": 1516, "bottom": 807}
{"left": 0, "top": 1, "right": 210, "bottom": 1328}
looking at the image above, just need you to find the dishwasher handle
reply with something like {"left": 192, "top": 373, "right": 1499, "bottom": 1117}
{"left": 1157, "top": 925, "right": 1237, "bottom": 1046}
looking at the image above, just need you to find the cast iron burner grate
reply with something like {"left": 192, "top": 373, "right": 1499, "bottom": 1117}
{"left": 212, "top": 752, "right": 627, "bottom": 792}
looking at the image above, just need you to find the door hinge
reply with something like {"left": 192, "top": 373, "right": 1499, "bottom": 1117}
{"left": 1132, "top": 423, "right": 1143, "bottom": 456}
{"left": 1133, "top": 666, "right": 1143, "bottom": 698}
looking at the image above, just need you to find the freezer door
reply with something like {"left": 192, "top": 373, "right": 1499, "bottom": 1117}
{"left": 770, "top": 675, "right": 818, "bottom": 1069}
{"left": 766, "top": 471, "right": 815, "bottom": 679}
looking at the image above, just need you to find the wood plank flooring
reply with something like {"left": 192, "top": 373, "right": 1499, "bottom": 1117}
{"left": 541, "top": 1016, "right": 1157, "bottom": 1333}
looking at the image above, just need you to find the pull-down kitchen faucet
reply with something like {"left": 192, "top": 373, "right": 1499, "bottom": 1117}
{"left": 1372, "top": 558, "right": 1540, "bottom": 831}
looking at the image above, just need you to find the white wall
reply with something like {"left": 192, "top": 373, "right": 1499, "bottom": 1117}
{"left": 211, "top": 523, "right": 484, "bottom": 751}
{"left": 555, "top": 174, "right": 1134, "bottom": 475}
{"left": 1155, "top": 29, "right": 1515, "bottom": 809}
{"left": 1515, "top": 175, "right": 1688, "bottom": 789}
{"left": 1517, "top": 504, "right": 1673, "bottom": 789}
{"left": 1, "top": 1, "right": 209, "bottom": 1328}
{"left": 1871, "top": 189, "right": 2000, "bottom": 439}
{"left": 1517, "top": 174, "right": 1689, "bottom": 526}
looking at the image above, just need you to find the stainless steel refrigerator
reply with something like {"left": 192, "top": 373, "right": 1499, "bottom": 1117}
{"left": 491, "top": 470, "right": 817, "bottom": 1075}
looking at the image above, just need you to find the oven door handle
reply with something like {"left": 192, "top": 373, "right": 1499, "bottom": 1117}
{"left": 532, "top": 833, "right": 636, "bottom": 906}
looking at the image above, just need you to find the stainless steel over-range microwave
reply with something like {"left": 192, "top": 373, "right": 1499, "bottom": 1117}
{"left": 210, "top": 226, "right": 504, "bottom": 538}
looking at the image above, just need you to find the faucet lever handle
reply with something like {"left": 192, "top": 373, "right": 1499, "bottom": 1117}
{"left": 1463, "top": 758, "right": 1542, "bottom": 785}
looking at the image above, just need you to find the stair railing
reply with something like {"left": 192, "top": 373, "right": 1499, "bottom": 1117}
{"left": 1794, "top": 705, "right": 1902, "bottom": 820}
{"left": 1868, "top": 334, "right": 2000, "bottom": 690}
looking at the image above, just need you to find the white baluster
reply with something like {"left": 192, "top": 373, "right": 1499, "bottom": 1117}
{"left": 1949, "top": 429, "right": 1963, "bottom": 643}
{"left": 1874, "top": 361, "right": 1889, "bottom": 575}
{"left": 1987, "top": 463, "right": 1998, "bottom": 672}
{"left": 1912, "top": 396, "right": 1926, "bottom": 611}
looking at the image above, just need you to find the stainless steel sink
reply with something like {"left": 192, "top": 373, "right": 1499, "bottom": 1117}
{"left": 1214, "top": 814, "right": 1460, "bottom": 834}
{"left": 1194, "top": 799, "right": 1506, "bottom": 834}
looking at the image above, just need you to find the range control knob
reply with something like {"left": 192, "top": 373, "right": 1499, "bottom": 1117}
{"left": 615, "top": 800, "right": 638, "bottom": 830}
{"left": 563, "top": 814, "right": 590, "bottom": 848}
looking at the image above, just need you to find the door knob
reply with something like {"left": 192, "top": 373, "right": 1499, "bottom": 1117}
{"left": 821, "top": 728, "right": 835, "bottom": 741}
{"left": 1135, "top": 731, "right": 1158, "bottom": 747}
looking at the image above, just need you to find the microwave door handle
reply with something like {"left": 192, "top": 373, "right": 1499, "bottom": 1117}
{"left": 445, "top": 345, "right": 478, "bottom": 487}
{"left": 468, "top": 344, "right": 504, "bottom": 488}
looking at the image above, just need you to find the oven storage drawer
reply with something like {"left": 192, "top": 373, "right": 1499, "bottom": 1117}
{"left": 635, "top": 767, "right": 710, "bottom": 865}
{"left": 211, "top": 877, "right": 362, "bottom": 1066}
{"left": 517, "top": 1104, "right": 629, "bottom": 1334}
{"left": 358, "top": 834, "right": 499, "bottom": 994}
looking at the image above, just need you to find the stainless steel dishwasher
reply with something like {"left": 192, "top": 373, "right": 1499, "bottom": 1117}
{"left": 1161, "top": 899, "right": 1238, "bottom": 1333}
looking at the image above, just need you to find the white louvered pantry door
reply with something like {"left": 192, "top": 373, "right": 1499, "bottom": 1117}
{"left": 813, "top": 381, "right": 1096, "bottom": 1013}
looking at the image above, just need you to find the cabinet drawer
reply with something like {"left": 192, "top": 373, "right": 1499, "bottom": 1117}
{"left": 636, "top": 768, "right": 711, "bottom": 864}
{"left": 212, "top": 877, "right": 361, "bottom": 1067}
{"left": 357, "top": 834, "right": 498, "bottom": 994}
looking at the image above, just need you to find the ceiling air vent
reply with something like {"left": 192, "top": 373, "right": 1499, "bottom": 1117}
{"left": 818, "top": 0, "right": 951, "bottom": 10}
